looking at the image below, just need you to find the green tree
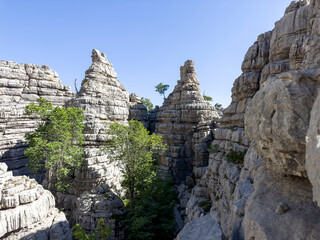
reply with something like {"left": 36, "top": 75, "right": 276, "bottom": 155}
{"left": 141, "top": 97, "right": 154, "bottom": 112}
{"left": 72, "top": 218, "right": 111, "bottom": 240}
{"left": 105, "top": 120, "right": 176, "bottom": 240}
{"left": 24, "top": 98, "right": 85, "bottom": 191}
{"left": 203, "top": 95, "right": 213, "bottom": 102}
{"left": 105, "top": 120, "right": 166, "bottom": 201}
{"left": 155, "top": 83, "right": 170, "bottom": 100}
{"left": 214, "top": 103, "right": 223, "bottom": 111}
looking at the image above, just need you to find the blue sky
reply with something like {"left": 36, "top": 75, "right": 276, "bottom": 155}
{"left": 1, "top": 0, "right": 292, "bottom": 107}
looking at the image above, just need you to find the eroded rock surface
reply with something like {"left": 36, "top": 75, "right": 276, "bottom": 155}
{"left": 0, "top": 162, "right": 72, "bottom": 240}
{"left": 175, "top": 214, "right": 225, "bottom": 240}
{"left": 155, "top": 60, "right": 218, "bottom": 184}
{"left": 0, "top": 61, "right": 72, "bottom": 178}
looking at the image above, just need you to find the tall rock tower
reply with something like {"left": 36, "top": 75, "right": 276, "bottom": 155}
{"left": 72, "top": 49, "right": 130, "bottom": 194}
{"left": 155, "top": 60, "right": 219, "bottom": 184}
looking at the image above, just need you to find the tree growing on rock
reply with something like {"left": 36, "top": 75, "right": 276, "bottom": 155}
{"left": 141, "top": 97, "right": 154, "bottom": 112}
{"left": 24, "top": 98, "right": 85, "bottom": 191}
{"left": 155, "top": 82, "right": 170, "bottom": 100}
{"left": 105, "top": 120, "right": 176, "bottom": 240}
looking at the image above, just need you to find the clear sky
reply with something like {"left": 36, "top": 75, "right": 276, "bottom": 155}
{"left": 1, "top": 0, "right": 292, "bottom": 107}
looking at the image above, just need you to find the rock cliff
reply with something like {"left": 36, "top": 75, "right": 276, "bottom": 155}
{"left": 0, "top": 61, "right": 72, "bottom": 179}
{"left": 178, "top": 1, "right": 320, "bottom": 239}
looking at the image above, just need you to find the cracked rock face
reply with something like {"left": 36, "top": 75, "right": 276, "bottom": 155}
{"left": 0, "top": 61, "right": 72, "bottom": 178}
{"left": 71, "top": 49, "right": 129, "bottom": 195}
{"left": 0, "top": 163, "right": 72, "bottom": 240}
{"left": 245, "top": 69, "right": 319, "bottom": 177}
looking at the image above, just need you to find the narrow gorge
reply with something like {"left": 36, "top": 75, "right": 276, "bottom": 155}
{"left": 1, "top": 0, "right": 320, "bottom": 239}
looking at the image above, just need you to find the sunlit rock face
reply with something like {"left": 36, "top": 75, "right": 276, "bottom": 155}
{"left": 155, "top": 60, "right": 219, "bottom": 185}
{"left": 69, "top": 49, "right": 129, "bottom": 195}
{"left": 0, "top": 61, "right": 72, "bottom": 179}
{"left": 181, "top": 1, "right": 320, "bottom": 239}
{"left": 0, "top": 162, "right": 72, "bottom": 240}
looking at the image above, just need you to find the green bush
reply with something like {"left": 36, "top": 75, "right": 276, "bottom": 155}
{"left": 197, "top": 200, "right": 212, "bottom": 212}
{"left": 24, "top": 98, "right": 85, "bottom": 192}
{"left": 105, "top": 120, "right": 176, "bottom": 240}
{"left": 72, "top": 218, "right": 111, "bottom": 240}
{"left": 225, "top": 148, "right": 247, "bottom": 165}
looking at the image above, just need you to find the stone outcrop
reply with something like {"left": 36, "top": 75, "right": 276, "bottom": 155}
{"left": 180, "top": 1, "right": 320, "bottom": 239}
{"left": 306, "top": 88, "right": 320, "bottom": 206}
{"left": 42, "top": 49, "right": 129, "bottom": 239}
{"left": 175, "top": 214, "right": 225, "bottom": 240}
{"left": 0, "top": 162, "right": 72, "bottom": 239}
{"left": 0, "top": 61, "right": 72, "bottom": 178}
{"left": 129, "top": 93, "right": 148, "bottom": 128}
{"left": 155, "top": 60, "right": 219, "bottom": 184}
{"left": 68, "top": 49, "right": 129, "bottom": 195}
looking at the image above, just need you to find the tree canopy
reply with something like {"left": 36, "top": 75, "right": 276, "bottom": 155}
{"left": 105, "top": 120, "right": 176, "bottom": 240}
{"left": 155, "top": 83, "right": 170, "bottom": 100}
{"left": 141, "top": 97, "right": 154, "bottom": 112}
{"left": 24, "top": 98, "right": 85, "bottom": 191}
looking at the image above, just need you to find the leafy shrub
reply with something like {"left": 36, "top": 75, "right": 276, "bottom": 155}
{"left": 225, "top": 148, "right": 247, "bottom": 165}
{"left": 72, "top": 218, "right": 111, "bottom": 240}
{"left": 105, "top": 120, "right": 176, "bottom": 240}
{"left": 24, "top": 98, "right": 85, "bottom": 192}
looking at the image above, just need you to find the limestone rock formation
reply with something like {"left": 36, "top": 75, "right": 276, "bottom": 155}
{"left": 0, "top": 162, "right": 72, "bottom": 240}
{"left": 155, "top": 60, "right": 219, "bottom": 184}
{"left": 0, "top": 61, "right": 72, "bottom": 178}
{"left": 129, "top": 93, "right": 148, "bottom": 128}
{"left": 175, "top": 214, "right": 225, "bottom": 240}
{"left": 71, "top": 49, "right": 129, "bottom": 195}
{"left": 40, "top": 49, "right": 129, "bottom": 239}
{"left": 243, "top": 170, "right": 320, "bottom": 240}
{"left": 180, "top": 1, "right": 320, "bottom": 239}
{"left": 306, "top": 89, "right": 320, "bottom": 206}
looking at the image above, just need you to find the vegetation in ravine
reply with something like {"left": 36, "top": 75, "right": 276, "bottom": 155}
{"left": 105, "top": 120, "right": 177, "bottom": 240}
{"left": 141, "top": 97, "right": 154, "bottom": 112}
{"left": 24, "top": 98, "right": 85, "bottom": 192}
{"left": 72, "top": 218, "right": 111, "bottom": 240}
{"left": 225, "top": 148, "right": 247, "bottom": 165}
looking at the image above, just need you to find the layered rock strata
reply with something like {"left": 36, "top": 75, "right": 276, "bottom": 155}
{"left": 129, "top": 93, "right": 148, "bottom": 128}
{"left": 0, "top": 162, "right": 72, "bottom": 239}
{"left": 182, "top": 1, "right": 320, "bottom": 239}
{"left": 0, "top": 61, "right": 72, "bottom": 178}
{"left": 43, "top": 49, "right": 129, "bottom": 239}
{"left": 155, "top": 60, "right": 219, "bottom": 185}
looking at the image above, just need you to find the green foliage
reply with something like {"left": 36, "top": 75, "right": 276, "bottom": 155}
{"left": 124, "top": 179, "right": 177, "bottom": 240}
{"left": 225, "top": 148, "right": 247, "bottom": 165}
{"left": 208, "top": 144, "right": 221, "bottom": 154}
{"left": 214, "top": 103, "right": 223, "bottom": 109}
{"left": 155, "top": 82, "right": 170, "bottom": 100}
{"left": 105, "top": 120, "right": 176, "bottom": 240}
{"left": 105, "top": 120, "right": 166, "bottom": 200}
{"left": 72, "top": 218, "right": 111, "bottom": 240}
{"left": 197, "top": 200, "right": 212, "bottom": 212}
{"left": 203, "top": 94, "right": 213, "bottom": 102}
{"left": 24, "top": 98, "right": 85, "bottom": 192}
{"left": 141, "top": 97, "right": 154, "bottom": 112}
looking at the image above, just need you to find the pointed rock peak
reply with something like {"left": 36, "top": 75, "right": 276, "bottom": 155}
{"left": 88, "top": 49, "right": 117, "bottom": 78}
{"left": 91, "top": 49, "right": 109, "bottom": 64}
{"left": 179, "top": 60, "right": 199, "bottom": 84}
